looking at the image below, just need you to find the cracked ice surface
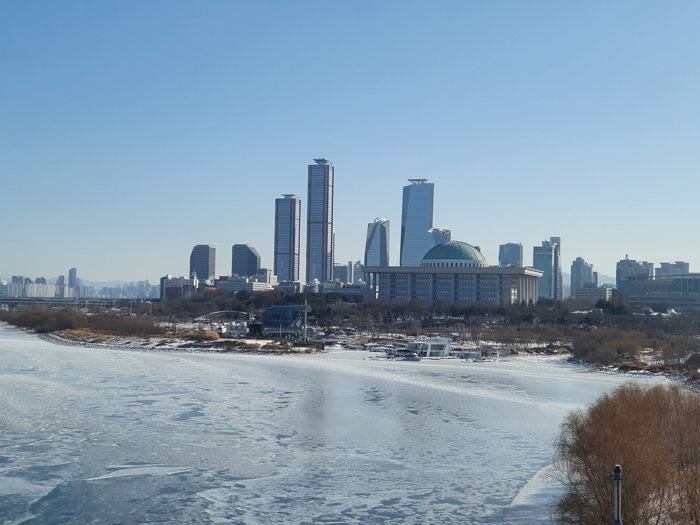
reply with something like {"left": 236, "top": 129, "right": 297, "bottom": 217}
{"left": 0, "top": 323, "right": 664, "bottom": 524}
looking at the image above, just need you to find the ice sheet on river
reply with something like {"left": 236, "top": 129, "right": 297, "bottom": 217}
{"left": 0, "top": 324, "right": 664, "bottom": 524}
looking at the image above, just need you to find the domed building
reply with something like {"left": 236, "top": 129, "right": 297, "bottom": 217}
{"left": 420, "top": 241, "right": 487, "bottom": 269}
{"left": 364, "top": 241, "right": 543, "bottom": 305}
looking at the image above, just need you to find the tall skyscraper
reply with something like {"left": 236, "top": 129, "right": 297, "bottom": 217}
{"left": 306, "top": 159, "right": 334, "bottom": 283}
{"left": 365, "top": 218, "right": 390, "bottom": 267}
{"left": 571, "top": 257, "right": 596, "bottom": 297}
{"left": 550, "top": 236, "right": 562, "bottom": 300}
{"left": 533, "top": 237, "right": 562, "bottom": 300}
{"left": 400, "top": 179, "right": 435, "bottom": 267}
{"left": 231, "top": 244, "right": 261, "bottom": 277}
{"left": 68, "top": 267, "right": 77, "bottom": 289}
{"left": 499, "top": 243, "right": 524, "bottom": 267}
{"left": 189, "top": 244, "right": 216, "bottom": 281}
{"left": 274, "top": 194, "right": 301, "bottom": 282}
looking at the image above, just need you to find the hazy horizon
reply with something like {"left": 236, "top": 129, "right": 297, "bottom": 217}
{"left": 2, "top": 2, "right": 699, "bottom": 282}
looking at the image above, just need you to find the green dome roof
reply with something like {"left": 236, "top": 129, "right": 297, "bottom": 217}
{"left": 422, "top": 241, "right": 486, "bottom": 263}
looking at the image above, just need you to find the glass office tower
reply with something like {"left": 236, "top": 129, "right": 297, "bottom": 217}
{"left": 499, "top": 243, "right": 524, "bottom": 267}
{"left": 306, "top": 159, "right": 334, "bottom": 283}
{"left": 365, "top": 218, "right": 390, "bottom": 267}
{"left": 231, "top": 244, "right": 261, "bottom": 277}
{"left": 400, "top": 179, "right": 435, "bottom": 267}
{"left": 533, "top": 237, "right": 562, "bottom": 300}
{"left": 274, "top": 194, "right": 301, "bottom": 282}
{"left": 189, "top": 244, "right": 216, "bottom": 281}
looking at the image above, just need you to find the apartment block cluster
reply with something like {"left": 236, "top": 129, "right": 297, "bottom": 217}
{"left": 0, "top": 268, "right": 81, "bottom": 299}
{"left": 0, "top": 267, "right": 158, "bottom": 300}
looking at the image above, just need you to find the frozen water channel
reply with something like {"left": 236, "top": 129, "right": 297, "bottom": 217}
{"left": 0, "top": 323, "right": 664, "bottom": 524}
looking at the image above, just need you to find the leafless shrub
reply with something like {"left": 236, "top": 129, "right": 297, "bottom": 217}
{"left": 555, "top": 383, "right": 700, "bottom": 523}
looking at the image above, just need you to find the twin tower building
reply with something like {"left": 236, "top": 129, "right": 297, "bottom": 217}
{"left": 273, "top": 163, "right": 452, "bottom": 285}
{"left": 274, "top": 158, "right": 334, "bottom": 284}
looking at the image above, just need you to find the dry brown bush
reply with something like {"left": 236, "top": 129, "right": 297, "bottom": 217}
{"left": 571, "top": 330, "right": 647, "bottom": 364}
{"left": 555, "top": 383, "right": 700, "bottom": 524}
{"left": 182, "top": 330, "right": 219, "bottom": 341}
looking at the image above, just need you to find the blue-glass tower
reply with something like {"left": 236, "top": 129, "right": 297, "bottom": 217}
{"left": 306, "top": 159, "right": 334, "bottom": 283}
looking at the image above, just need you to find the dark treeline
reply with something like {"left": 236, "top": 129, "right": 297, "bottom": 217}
{"left": 0, "top": 308, "right": 164, "bottom": 336}
{"left": 147, "top": 289, "right": 700, "bottom": 334}
{"left": 4, "top": 292, "right": 700, "bottom": 366}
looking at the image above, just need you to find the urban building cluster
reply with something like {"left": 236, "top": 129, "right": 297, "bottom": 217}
{"left": 4, "top": 159, "right": 698, "bottom": 310}
{"left": 155, "top": 158, "right": 700, "bottom": 309}
{"left": 162, "top": 163, "right": 550, "bottom": 306}
{"left": 161, "top": 159, "right": 367, "bottom": 300}
{"left": 0, "top": 267, "right": 157, "bottom": 300}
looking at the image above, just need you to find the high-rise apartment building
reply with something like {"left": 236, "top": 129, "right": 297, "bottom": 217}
{"left": 400, "top": 179, "right": 436, "bottom": 267}
{"left": 499, "top": 243, "right": 524, "bottom": 267}
{"left": 365, "top": 218, "right": 390, "bottom": 267}
{"left": 533, "top": 237, "right": 562, "bottom": 300}
{"left": 189, "top": 245, "right": 216, "bottom": 281}
{"left": 274, "top": 194, "right": 301, "bottom": 282}
{"left": 306, "top": 159, "right": 334, "bottom": 283}
{"left": 571, "top": 257, "right": 597, "bottom": 298}
{"left": 56, "top": 275, "right": 65, "bottom": 298}
{"left": 231, "top": 244, "right": 261, "bottom": 277}
{"left": 68, "top": 268, "right": 78, "bottom": 289}
{"left": 550, "top": 237, "right": 562, "bottom": 300}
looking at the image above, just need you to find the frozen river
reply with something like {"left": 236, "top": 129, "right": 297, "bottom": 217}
{"left": 0, "top": 324, "right": 663, "bottom": 524}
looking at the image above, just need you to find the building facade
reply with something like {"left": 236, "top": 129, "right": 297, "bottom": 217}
{"left": 366, "top": 241, "right": 542, "bottom": 305}
{"left": 365, "top": 218, "right": 390, "bottom": 267}
{"left": 400, "top": 179, "right": 435, "bottom": 267}
{"left": 274, "top": 194, "right": 301, "bottom": 282}
{"left": 189, "top": 244, "right": 216, "bottom": 281}
{"left": 160, "top": 275, "right": 198, "bottom": 301}
{"left": 68, "top": 268, "right": 78, "bottom": 289}
{"left": 533, "top": 237, "right": 562, "bottom": 300}
{"left": 329, "top": 261, "right": 355, "bottom": 284}
{"left": 574, "top": 284, "right": 613, "bottom": 303}
{"left": 656, "top": 261, "right": 690, "bottom": 277}
{"left": 231, "top": 244, "right": 261, "bottom": 277}
{"left": 616, "top": 257, "right": 654, "bottom": 288}
{"left": 571, "top": 257, "right": 597, "bottom": 298}
{"left": 618, "top": 274, "right": 700, "bottom": 310}
{"left": 306, "top": 159, "right": 334, "bottom": 283}
{"left": 499, "top": 243, "right": 523, "bottom": 267}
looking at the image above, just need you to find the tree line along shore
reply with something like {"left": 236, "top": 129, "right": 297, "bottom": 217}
{"left": 2, "top": 291, "right": 700, "bottom": 369}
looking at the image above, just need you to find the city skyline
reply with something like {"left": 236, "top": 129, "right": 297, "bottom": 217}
{"left": 2, "top": 2, "right": 700, "bottom": 281}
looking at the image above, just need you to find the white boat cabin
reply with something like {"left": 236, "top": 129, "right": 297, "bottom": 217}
{"left": 407, "top": 337, "right": 452, "bottom": 357}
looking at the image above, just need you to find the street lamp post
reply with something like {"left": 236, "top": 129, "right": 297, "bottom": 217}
{"left": 613, "top": 464, "right": 622, "bottom": 525}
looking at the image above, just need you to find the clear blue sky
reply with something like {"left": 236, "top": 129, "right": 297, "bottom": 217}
{"left": 2, "top": 1, "right": 699, "bottom": 282}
